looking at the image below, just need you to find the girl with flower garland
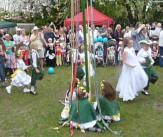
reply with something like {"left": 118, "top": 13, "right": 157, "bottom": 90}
{"left": 116, "top": 38, "right": 148, "bottom": 102}
{"left": 95, "top": 80, "right": 120, "bottom": 122}
{"left": 69, "top": 86, "right": 99, "bottom": 131}
{"left": 6, "top": 50, "right": 31, "bottom": 94}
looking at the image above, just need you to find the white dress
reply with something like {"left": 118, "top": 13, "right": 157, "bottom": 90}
{"left": 11, "top": 59, "right": 31, "bottom": 87}
{"left": 116, "top": 47, "right": 148, "bottom": 101}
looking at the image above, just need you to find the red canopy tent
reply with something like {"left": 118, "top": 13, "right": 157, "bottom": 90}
{"left": 64, "top": 6, "right": 114, "bottom": 27}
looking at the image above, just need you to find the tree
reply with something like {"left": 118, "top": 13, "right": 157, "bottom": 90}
{"left": 22, "top": 0, "right": 71, "bottom": 27}
{"left": 93, "top": 0, "right": 163, "bottom": 26}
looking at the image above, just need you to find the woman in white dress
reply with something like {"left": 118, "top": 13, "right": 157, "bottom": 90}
{"left": 6, "top": 50, "right": 31, "bottom": 94}
{"left": 116, "top": 38, "right": 148, "bottom": 102}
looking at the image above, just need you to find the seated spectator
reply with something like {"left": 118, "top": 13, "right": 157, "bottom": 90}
{"left": 95, "top": 47, "right": 104, "bottom": 64}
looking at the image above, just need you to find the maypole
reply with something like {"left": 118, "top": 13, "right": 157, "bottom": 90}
{"left": 81, "top": 0, "right": 90, "bottom": 93}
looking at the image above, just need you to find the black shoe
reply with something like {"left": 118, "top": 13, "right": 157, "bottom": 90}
{"left": 142, "top": 91, "right": 150, "bottom": 96}
{"left": 30, "top": 91, "right": 37, "bottom": 95}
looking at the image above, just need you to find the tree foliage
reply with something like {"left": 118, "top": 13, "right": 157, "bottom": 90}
{"left": 93, "top": 0, "right": 163, "bottom": 26}
{"left": 32, "top": 0, "right": 71, "bottom": 27}
{"left": 1, "top": 0, "right": 163, "bottom": 27}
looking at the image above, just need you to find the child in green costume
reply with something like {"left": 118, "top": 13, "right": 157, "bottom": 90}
{"left": 95, "top": 80, "right": 120, "bottom": 122}
{"left": 69, "top": 87, "right": 97, "bottom": 130}
{"left": 30, "top": 43, "right": 44, "bottom": 95}
{"left": 137, "top": 40, "right": 158, "bottom": 96}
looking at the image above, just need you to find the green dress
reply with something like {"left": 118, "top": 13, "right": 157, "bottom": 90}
{"left": 98, "top": 97, "right": 120, "bottom": 121}
{"left": 70, "top": 98, "right": 97, "bottom": 129}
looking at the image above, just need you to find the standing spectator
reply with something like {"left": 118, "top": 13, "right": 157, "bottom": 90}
{"left": 117, "top": 41, "right": 123, "bottom": 64}
{"left": 55, "top": 41, "right": 62, "bottom": 66}
{"left": 150, "top": 23, "right": 162, "bottom": 41}
{"left": 44, "top": 27, "right": 55, "bottom": 43}
{"left": 113, "top": 24, "right": 123, "bottom": 43}
{"left": 107, "top": 27, "right": 114, "bottom": 40}
{"left": 19, "top": 29, "right": 30, "bottom": 65}
{"left": 49, "top": 22, "right": 56, "bottom": 32}
{"left": 149, "top": 22, "right": 157, "bottom": 38}
{"left": 159, "top": 29, "right": 163, "bottom": 56}
{"left": 131, "top": 23, "right": 149, "bottom": 53}
{"left": 93, "top": 27, "right": 99, "bottom": 39}
{"left": 13, "top": 28, "right": 22, "bottom": 45}
{"left": 60, "top": 38, "right": 66, "bottom": 65}
{"left": 0, "top": 29, "right": 5, "bottom": 40}
{"left": 10, "top": 47, "right": 17, "bottom": 73}
{"left": 155, "top": 23, "right": 162, "bottom": 36}
{"left": 30, "top": 26, "right": 46, "bottom": 70}
{"left": 64, "top": 26, "right": 70, "bottom": 45}
{"left": 54, "top": 29, "right": 60, "bottom": 41}
{"left": 45, "top": 38, "right": 56, "bottom": 67}
{"left": 113, "top": 24, "right": 123, "bottom": 64}
{"left": 99, "top": 24, "right": 107, "bottom": 37}
{"left": 123, "top": 26, "right": 132, "bottom": 38}
{"left": 0, "top": 33, "right": 6, "bottom": 88}
{"left": 3, "top": 34, "right": 15, "bottom": 74}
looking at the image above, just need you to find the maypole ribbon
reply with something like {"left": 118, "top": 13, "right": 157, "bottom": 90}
{"left": 81, "top": 0, "right": 90, "bottom": 94}
{"left": 53, "top": 121, "right": 69, "bottom": 133}
{"left": 75, "top": 0, "right": 80, "bottom": 119}
{"left": 86, "top": 0, "right": 92, "bottom": 102}
{"left": 89, "top": 0, "right": 121, "bottom": 136}
{"left": 70, "top": 0, "right": 75, "bottom": 102}
{"left": 70, "top": 0, "right": 75, "bottom": 136}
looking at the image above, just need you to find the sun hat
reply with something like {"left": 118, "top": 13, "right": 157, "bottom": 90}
{"left": 16, "top": 28, "right": 22, "bottom": 32}
{"left": 139, "top": 39, "right": 152, "bottom": 46}
{"left": 32, "top": 26, "right": 39, "bottom": 31}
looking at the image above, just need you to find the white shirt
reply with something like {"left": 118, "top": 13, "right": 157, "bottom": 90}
{"left": 31, "top": 49, "right": 39, "bottom": 68}
{"left": 155, "top": 27, "right": 162, "bottom": 35}
{"left": 159, "top": 30, "right": 163, "bottom": 47}
{"left": 13, "top": 34, "right": 21, "bottom": 45}
{"left": 137, "top": 48, "right": 154, "bottom": 67}
{"left": 150, "top": 27, "right": 162, "bottom": 36}
{"left": 124, "top": 31, "right": 131, "bottom": 38}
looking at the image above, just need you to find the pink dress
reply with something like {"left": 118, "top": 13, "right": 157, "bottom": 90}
{"left": 10, "top": 53, "right": 17, "bottom": 69}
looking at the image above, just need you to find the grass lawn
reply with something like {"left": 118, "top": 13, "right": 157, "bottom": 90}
{"left": 0, "top": 66, "right": 163, "bottom": 137}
